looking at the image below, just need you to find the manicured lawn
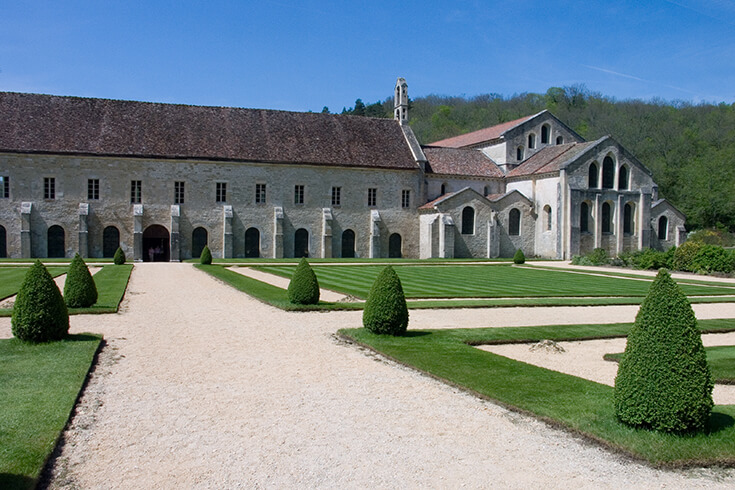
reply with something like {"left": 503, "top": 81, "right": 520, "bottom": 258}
{"left": 340, "top": 319, "right": 735, "bottom": 467}
{"left": 0, "top": 267, "right": 68, "bottom": 300}
{"left": 0, "top": 335, "right": 102, "bottom": 489}
{"left": 256, "top": 264, "right": 735, "bottom": 299}
{"left": 606, "top": 345, "right": 735, "bottom": 384}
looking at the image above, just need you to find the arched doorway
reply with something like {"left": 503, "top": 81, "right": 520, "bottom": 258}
{"left": 102, "top": 226, "right": 120, "bottom": 258}
{"left": 47, "top": 225, "right": 65, "bottom": 258}
{"left": 341, "top": 229, "right": 355, "bottom": 258}
{"left": 0, "top": 225, "right": 6, "bottom": 258}
{"left": 389, "top": 233, "right": 402, "bottom": 258}
{"left": 294, "top": 228, "right": 309, "bottom": 258}
{"left": 143, "top": 225, "right": 170, "bottom": 262}
{"left": 192, "top": 227, "right": 208, "bottom": 259}
{"left": 245, "top": 227, "right": 260, "bottom": 258}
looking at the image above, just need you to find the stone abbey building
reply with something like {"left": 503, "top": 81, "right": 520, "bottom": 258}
{"left": 0, "top": 79, "right": 685, "bottom": 261}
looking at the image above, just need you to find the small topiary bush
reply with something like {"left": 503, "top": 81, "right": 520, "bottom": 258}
{"left": 200, "top": 245, "right": 213, "bottom": 265}
{"left": 287, "top": 258, "right": 320, "bottom": 304}
{"left": 362, "top": 265, "right": 409, "bottom": 336}
{"left": 12, "top": 260, "right": 69, "bottom": 342}
{"left": 513, "top": 249, "right": 525, "bottom": 264}
{"left": 113, "top": 247, "right": 126, "bottom": 265}
{"left": 614, "top": 269, "right": 713, "bottom": 432}
{"left": 64, "top": 253, "right": 98, "bottom": 308}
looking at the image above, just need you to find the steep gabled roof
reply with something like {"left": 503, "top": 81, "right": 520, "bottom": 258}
{"left": 0, "top": 92, "right": 418, "bottom": 170}
{"left": 507, "top": 140, "right": 599, "bottom": 177}
{"left": 428, "top": 114, "right": 537, "bottom": 148}
{"left": 422, "top": 146, "right": 503, "bottom": 178}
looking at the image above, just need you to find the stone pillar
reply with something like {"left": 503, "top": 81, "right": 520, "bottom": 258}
{"left": 676, "top": 226, "right": 686, "bottom": 247}
{"left": 615, "top": 194, "right": 624, "bottom": 255}
{"left": 133, "top": 204, "right": 143, "bottom": 262}
{"left": 439, "top": 214, "right": 455, "bottom": 258}
{"left": 20, "top": 202, "right": 32, "bottom": 258}
{"left": 170, "top": 205, "right": 180, "bottom": 262}
{"left": 78, "top": 203, "right": 89, "bottom": 258}
{"left": 594, "top": 194, "right": 602, "bottom": 249}
{"left": 273, "top": 206, "right": 284, "bottom": 258}
{"left": 487, "top": 211, "right": 500, "bottom": 258}
{"left": 369, "top": 210, "right": 381, "bottom": 258}
{"left": 223, "top": 205, "right": 233, "bottom": 259}
{"left": 638, "top": 192, "right": 651, "bottom": 250}
{"left": 321, "top": 208, "right": 333, "bottom": 258}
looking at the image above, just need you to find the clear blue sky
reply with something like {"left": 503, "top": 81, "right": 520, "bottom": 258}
{"left": 1, "top": 0, "right": 734, "bottom": 112}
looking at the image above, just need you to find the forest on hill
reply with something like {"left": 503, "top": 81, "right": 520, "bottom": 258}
{"left": 334, "top": 86, "right": 735, "bottom": 232}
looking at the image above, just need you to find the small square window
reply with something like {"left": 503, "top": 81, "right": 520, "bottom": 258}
{"left": 294, "top": 184, "right": 304, "bottom": 205}
{"left": 401, "top": 189, "right": 410, "bottom": 208}
{"left": 331, "top": 186, "right": 341, "bottom": 206}
{"left": 44, "top": 177, "right": 55, "bottom": 199}
{"left": 1, "top": 176, "right": 8, "bottom": 198}
{"left": 216, "top": 182, "right": 227, "bottom": 203}
{"left": 256, "top": 183, "right": 266, "bottom": 204}
{"left": 174, "top": 181, "right": 185, "bottom": 204}
{"left": 88, "top": 178, "right": 100, "bottom": 200}
{"left": 130, "top": 180, "right": 142, "bottom": 204}
{"left": 367, "top": 188, "right": 377, "bottom": 207}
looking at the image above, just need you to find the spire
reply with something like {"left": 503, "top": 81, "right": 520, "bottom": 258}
{"left": 394, "top": 77, "right": 408, "bottom": 123}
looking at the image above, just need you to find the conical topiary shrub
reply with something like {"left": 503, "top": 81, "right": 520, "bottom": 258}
{"left": 614, "top": 269, "right": 713, "bottom": 432}
{"left": 362, "top": 265, "right": 409, "bottom": 336}
{"left": 513, "top": 249, "right": 525, "bottom": 264}
{"left": 64, "top": 253, "right": 98, "bottom": 308}
{"left": 287, "top": 258, "right": 320, "bottom": 305}
{"left": 113, "top": 246, "right": 126, "bottom": 265}
{"left": 12, "top": 260, "right": 69, "bottom": 342}
{"left": 200, "top": 245, "right": 212, "bottom": 265}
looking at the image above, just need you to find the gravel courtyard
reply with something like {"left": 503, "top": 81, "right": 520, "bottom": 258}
{"left": 2, "top": 263, "right": 734, "bottom": 488}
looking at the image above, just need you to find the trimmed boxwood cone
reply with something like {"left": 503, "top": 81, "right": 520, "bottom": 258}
{"left": 12, "top": 260, "right": 69, "bottom": 342}
{"left": 614, "top": 269, "right": 713, "bottom": 432}
{"left": 287, "top": 258, "right": 320, "bottom": 304}
{"left": 200, "top": 245, "right": 213, "bottom": 265}
{"left": 513, "top": 249, "right": 525, "bottom": 264}
{"left": 362, "top": 265, "right": 409, "bottom": 336}
{"left": 64, "top": 253, "right": 98, "bottom": 308}
{"left": 113, "top": 247, "right": 126, "bottom": 265}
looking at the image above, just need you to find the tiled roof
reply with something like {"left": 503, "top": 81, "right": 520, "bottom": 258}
{"left": 422, "top": 146, "right": 503, "bottom": 178}
{"left": 418, "top": 192, "right": 454, "bottom": 210}
{"left": 428, "top": 114, "right": 536, "bottom": 148}
{"left": 0, "top": 92, "right": 418, "bottom": 170}
{"left": 507, "top": 142, "right": 596, "bottom": 177}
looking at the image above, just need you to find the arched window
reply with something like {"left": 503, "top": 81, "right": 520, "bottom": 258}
{"left": 294, "top": 228, "right": 309, "bottom": 257}
{"left": 0, "top": 225, "right": 6, "bottom": 258}
{"left": 509, "top": 208, "right": 521, "bottom": 236}
{"left": 588, "top": 163, "right": 598, "bottom": 188}
{"left": 461, "top": 206, "right": 475, "bottom": 235}
{"left": 483, "top": 185, "right": 488, "bottom": 196}
{"left": 440, "top": 183, "right": 447, "bottom": 195}
{"left": 602, "top": 156, "right": 615, "bottom": 189}
{"left": 541, "top": 124, "right": 550, "bottom": 144}
{"left": 618, "top": 165, "right": 629, "bottom": 190}
{"left": 389, "top": 233, "right": 402, "bottom": 258}
{"left": 47, "top": 225, "right": 65, "bottom": 258}
{"left": 602, "top": 202, "right": 612, "bottom": 233}
{"left": 658, "top": 216, "right": 668, "bottom": 240}
{"left": 245, "top": 227, "right": 260, "bottom": 258}
{"left": 516, "top": 146, "right": 524, "bottom": 161}
{"left": 528, "top": 133, "right": 536, "bottom": 149}
{"left": 556, "top": 136, "right": 564, "bottom": 145}
{"left": 624, "top": 203, "right": 634, "bottom": 235}
{"left": 192, "top": 227, "right": 208, "bottom": 259}
{"left": 580, "top": 202, "right": 589, "bottom": 233}
{"left": 341, "top": 229, "right": 355, "bottom": 258}
{"left": 544, "top": 205, "right": 552, "bottom": 231}
{"left": 102, "top": 226, "right": 120, "bottom": 258}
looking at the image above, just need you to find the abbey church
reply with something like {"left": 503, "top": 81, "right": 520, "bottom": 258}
{"left": 0, "top": 79, "right": 685, "bottom": 261}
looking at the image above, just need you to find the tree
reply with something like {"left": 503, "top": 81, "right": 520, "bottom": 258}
{"left": 12, "top": 260, "right": 69, "bottom": 342}
{"left": 614, "top": 269, "right": 713, "bottom": 432}
{"left": 362, "top": 265, "right": 409, "bottom": 336}
{"left": 287, "top": 258, "right": 320, "bottom": 305}
{"left": 352, "top": 99, "right": 366, "bottom": 116}
{"left": 64, "top": 253, "right": 98, "bottom": 308}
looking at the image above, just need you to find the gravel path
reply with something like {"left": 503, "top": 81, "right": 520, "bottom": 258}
{"left": 2, "top": 263, "right": 734, "bottom": 487}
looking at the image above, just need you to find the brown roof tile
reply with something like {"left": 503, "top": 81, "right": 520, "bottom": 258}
{"left": 0, "top": 92, "right": 417, "bottom": 170}
{"left": 428, "top": 114, "right": 536, "bottom": 148}
{"left": 422, "top": 146, "right": 503, "bottom": 178}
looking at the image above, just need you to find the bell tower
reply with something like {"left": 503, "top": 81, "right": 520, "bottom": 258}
{"left": 394, "top": 77, "right": 408, "bottom": 123}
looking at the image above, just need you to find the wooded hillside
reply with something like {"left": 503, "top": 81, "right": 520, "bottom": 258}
{"left": 337, "top": 86, "right": 735, "bottom": 231}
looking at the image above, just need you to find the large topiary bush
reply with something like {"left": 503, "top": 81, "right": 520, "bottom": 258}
{"left": 513, "top": 249, "right": 525, "bottom": 264}
{"left": 362, "top": 265, "right": 409, "bottom": 336}
{"left": 113, "top": 247, "right": 126, "bottom": 265}
{"left": 691, "top": 244, "right": 734, "bottom": 274}
{"left": 200, "top": 245, "right": 212, "bottom": 265}
{"left": 287, "top": 258, "right": 320, "bottom": 304}
{"left": 614, "top": 269, "right": 713, "bottom": 432}
{"left": 12, "top": 260, "right": 69, "bottom": 342}
{"left": 64, "top": 253, "right": 98, "bottom": 308}
{"left": 672, "top": 240, "right": 704, "bottom": 272}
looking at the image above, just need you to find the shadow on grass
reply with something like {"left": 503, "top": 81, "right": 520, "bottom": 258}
{"left": 401, "top": 330, "right": 432, "bottom": 338}
{"left": 708, "top": 412, "right": 735, "bottom": 434}
{"left": 0, "top": 472, "right": 36, "bottom": 490}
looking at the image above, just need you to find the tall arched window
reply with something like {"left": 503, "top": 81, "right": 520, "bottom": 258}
{"left": 588, "top": 163, "right": 598, "bottom": 188}
{"left": 658, "top": 216, "right": 668, "bottom": 240}
{"left": 528, "top": 133, "right": 536, "bottom": 149}
{"left": 541, "top": 124, "right": 550, "bottom": 144}
{"left": 0, "top": 225, "right": 6, "bottom": 258}
{"left": 618, "top": 165, "right": 629, "bottom": 190}
{"left": 624, "top": 203, "right": 634, "bottom": 234}
{"left": 440, "top": 183, "right": 447, "bottom": 195}
{"left": 602, "top": 156, "right": 615, "bottom": 189}
{"left": 602, "top": 202, "right": 612, "bottom": 233}
{"left": 544, "top": 205, "right": 552, "bottom": 231}
{"left": 580, "top": 202, "right": 589, "bottom": 233}
{"left": 102, "top": 226, "right": 120, "bottom": 258}
{"left": 461, "top": 206, "right": 475, "bottom": 235}
{"left": 509, "top": 208, "right": 521, "bottom": 236}
{"left": 516, "top": 146, "right": 524, "bottom": 161}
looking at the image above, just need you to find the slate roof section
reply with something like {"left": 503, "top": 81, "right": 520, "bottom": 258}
{"left": 0, "top": 92, "right": 418, "bottom": 170}
{"left": 507, "top": 141, "right": 597, "bottom": 177}
{"left": 422, "top": 146, "right": 503, "bottom": 178}
{"left": 428, "top": 114, "right": 537, "bottom": 148}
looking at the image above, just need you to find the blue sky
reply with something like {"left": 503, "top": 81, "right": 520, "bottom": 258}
{"left": 1, "top": 0, "right": 734, "bottom": 112}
